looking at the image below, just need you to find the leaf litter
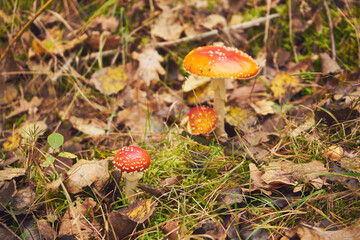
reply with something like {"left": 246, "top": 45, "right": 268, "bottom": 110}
{"left": 0, "top": 0, "right": 360, "bottom": 239}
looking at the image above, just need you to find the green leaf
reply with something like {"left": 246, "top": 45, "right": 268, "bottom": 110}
{"left": 58, "top": 152, "right": 77, "bottom": 159}
{"left": 41, "top": 155, "right": 55, "bottom": 167}
{"left": 47, "top": 133, "right": 64, "bottom": 149}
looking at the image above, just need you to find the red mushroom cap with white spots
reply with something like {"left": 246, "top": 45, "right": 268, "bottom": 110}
{"left": 183, "top": 46, "right": 259, "bottom": 79}
{"left": 184, "top": 106, "right": 217, "bottom": 135}
{"left": 113, "top": 146, "right": 151, "bottom": 173}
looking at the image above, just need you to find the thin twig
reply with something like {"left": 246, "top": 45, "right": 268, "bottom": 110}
{"left": 323, "top": 1, "right": 336, "bottom": 60}
{"left": 288, "top": 0, "right": 298, "bottom": 63}
{"left": 264, "top": 0, "right": 272, "bottom": 45}
{"left": 156, "top": 14, "right": 280, "bottom": 47}
{"left": 0, "top": 0, "right": 54, "bottom": 64}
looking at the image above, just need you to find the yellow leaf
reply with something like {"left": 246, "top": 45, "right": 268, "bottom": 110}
{"left": 186, "top": 84, "right": 213, "bottom": 105}
{"left": 3, "top": 134, "right": 21, "bottom": 151}
{"left": 32, "top": 28, "right": 63, "bottom": 55}
{"left": 270, "top": 73, "right": 299, "bottom": 100}
{"left": 225, "top": 106, "right": 248, "bottom": 127}
{"left": 183, "top": 75, "right": 211, "bottom": 92}
{"left": 91, "top": 66, "right": 127, "bottom": 95}
{"left": 119, "top": 199, "right": 157, "bottom": 224}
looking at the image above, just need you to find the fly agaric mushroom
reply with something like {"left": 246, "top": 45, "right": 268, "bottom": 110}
{"left": 183, "top": 46, "right": 259, "bottom": 138}
{"left": 181, "top": 106, "right": 217, "bottom": 135}
{"left": 113, "top": 146, "right": 151, "bottom": 202}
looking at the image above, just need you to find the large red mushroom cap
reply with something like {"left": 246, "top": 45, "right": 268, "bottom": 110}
{"left": 183, "top": 46, "right": 259, "bottom": 79}
{"left": 114, "top": 146, "right": 151, "bottom": 173}
{"left": 181, "top": 106, "right": 217, "bottom": 135}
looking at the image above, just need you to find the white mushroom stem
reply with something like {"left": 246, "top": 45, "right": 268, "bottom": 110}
{"left": 122, "top": 171, "right": 143, "bottom": 203}
{"left": 211, "top": 77, "right": 227, "bottom": 139}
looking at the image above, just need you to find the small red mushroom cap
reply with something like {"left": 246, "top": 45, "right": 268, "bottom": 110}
{"left": 113, "top": 146, "right": 151, "bottom": 173}
{"left": 183, "top": 46, "right": 259, "bottom": 79}
{"left": 183, "top": 106, "right": 217, "bottom": 135}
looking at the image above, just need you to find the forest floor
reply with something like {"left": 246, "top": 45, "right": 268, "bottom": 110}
{"left": 1, "top": 0, "right": 360, "bottom": 239}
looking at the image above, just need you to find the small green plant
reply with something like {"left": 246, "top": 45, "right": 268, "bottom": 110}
{"left": 41, "top": 133, "right": 77, "bottom": 167}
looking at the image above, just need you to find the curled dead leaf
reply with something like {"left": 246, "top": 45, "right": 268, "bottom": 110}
{"left": 247, "top": 160, "right": 328, "bottom": 195}
{"left": 199, "top": 14, "right": 227, "bottom": 30}
{"left": 132, "top": 46, "right": 165, "bottom": 86}
{"left": 64, "top": 159, "right": 110, "bottom": 194}
{"left": 69, "top": 116, "right": 107, "bottom": 137}
{"left": 281, "top": 223, "right": 360, "bottom": 240}
{"left": 160, "top": 220, "right": 182, "bottom": 240}
{"left": 250, "top": 99, "right": 275, "bottom": 115}
{"left": 0, "top": 168, "right": 26, "bottom": 182}
{"left": 58, "top": 198, "right": 101, "bottom": 239}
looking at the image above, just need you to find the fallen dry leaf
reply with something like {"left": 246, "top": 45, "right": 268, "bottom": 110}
{"left": 280, "top": 223, "right": 360, "bottom": 240}
{"left": 6, "top": 96, "right": 42, "bottom": 119}
{"left": 30, "top": 27, "right": 87, "bottom": 57}
{"left": 85, "top": 33, "right": 121, "bottom": 50}
{"left": 247, "top": 160, "right": 328, "bottom": 195}
{"left": 229, "top": 82, "right": 266, "bottom": 101}
{"left": 108, "top": 199, "right": 157, "bottom": 239}
{"left": 58, "top": 198, "right": 101, "bottom": 240}
{"left": 37, "top": 219, "right": 57, "bottom": 240}
{"left": 0, "top": 168, "right": 26, "bottom": 182}
{"left": 340, "top": 157, "right": 360, "bottom": 173}
{"left": 216, "top": 186, "right": 244, "bottom": 206}
{"left": 64, "top": 159, "right": 110, "bottom": 194}
{"left": 131, "top": 46, "right": 165, "bottom": 86}
{"left": 290, "top": 118, "right": 315, "bottom": 138}
{"left": 108, "top": 212, "right": 137, "bottom": 240}
{"left": 192, "top": 219, "right": 226, "bottom": 240}
{"left": 182, "top": 75, "right": 211, "bottom": 92}
{"left": 3, "top": 134, "right": 21, "bottom": 151}
{"left": 250, "top": 99, "right": 275, "bottom": 115}
{"left": 243, "top": 131, "right": 270, "bottom": 146}
{"left": 264, "top": 160, "right": 327, "bottom": 187}
{"left": 151, "top": 7, "right": 183, "bottom": 41}
{"left": 12, "top": 186, "right": 37, "bottom": 209}
{"left": 115, "top": 105, "right": 164, "bottom": 138}
{"left": 199, "top": 14, "right": 227, "bottom": 30}
{"left": 271, "top": 73, "right": 300, "bottom": 102}
{"left": 89, "top": 15, "right": 119, "bottom": 32}
{"left": 320, "top": 52, "right": 341, "bottom": 74}
{"left": 246, "top": 163, "right": 272, "bottom": 195}
{"left": 118, "top": 198, "right": 157, "bottom": 224}
{"left": 0, "top": 84, "right": 18, "bottom": 105}
{"left": 91, "top": 66, "right": 127, "bottom": 95}
{"left": 69, "top": 116, "right": 107, "bottom": 137}
{"left": 186, "top": 84, "right": 213, "bottom": 105}
{"left": 287, "top": 54, "right": 318, "bottom": 74}
{"left": 0, "top": 180, "right": 16, "bottom": 211}
{"left": 160, "top": 220, "right": 181, "bottom": 240}
{"left": 159, "top": 175, "right": 184, "bottom": 187}
{"left": 225, "top": 106, "right": 248, "bottom": 128}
